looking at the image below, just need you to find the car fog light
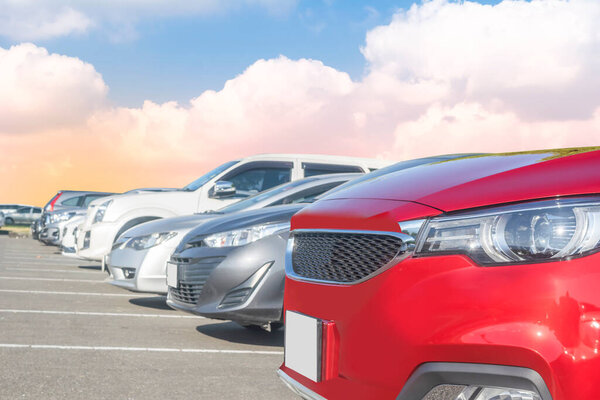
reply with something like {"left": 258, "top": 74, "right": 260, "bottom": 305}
{"left": 83, "top": 231, "right": 91, "bottom": 249}
{"left": 456, "top": 386, "right": 541, "bottom": 400}
{"left": 122, "top": 268, "right": 136, "bottom": 279}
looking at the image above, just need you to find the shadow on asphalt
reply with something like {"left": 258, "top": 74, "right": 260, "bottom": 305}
{"left": 0, "top": 230, "right": 8, "bottom": 236}
{"left": 78, "top": 265, "right": 102, "bottom": 271}
{"left": 129, "top": 296, "right": 172, "bottom": 311}
{"left": 196, "top": 321, "right": 284, "bottom": 347}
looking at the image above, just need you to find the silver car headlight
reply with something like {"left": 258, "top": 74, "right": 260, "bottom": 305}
{"left": 93, "top": 200, "right": 113, "bottom": 224}
{"left": 414, "top": 196, "right": 600, "bottom": 266}
{"left": 124, "top": 232, "right": 177, "bottom": 251}
{"left": 202, "top": 222, "right": 291, "bottom": 248}
{"left": 50, "top": 211, "right": 77, "bottom": 224}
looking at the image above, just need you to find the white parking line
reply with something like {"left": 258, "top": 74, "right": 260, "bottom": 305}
{"left": 0, "top": 309, "right": 201, "bottom": 319}
{"left": 0, "top": 344, "right": 283, "bottom": 355}
{"left": 5, "top": 267, "right": 102, "bottom": 274}
{"left": 0, "top": 289, "right": 148, "bottom": 297}
{"left": 0, "top": 276, "right": 102, "bottom": 283}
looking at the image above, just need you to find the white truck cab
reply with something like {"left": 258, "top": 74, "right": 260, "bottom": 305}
{"left": 76, "top": 154, "right": 389, "bottom": 261}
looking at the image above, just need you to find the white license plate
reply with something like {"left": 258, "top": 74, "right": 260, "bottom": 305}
{"left": 285, "top": 311, "right": 322, "bottom": 382}
{"left": 166, "top": 262, "right": 178, "bottom": 288}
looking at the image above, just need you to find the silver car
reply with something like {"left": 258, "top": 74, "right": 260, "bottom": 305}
{"left": 0, "top": 212, "right": 5, "bottom": 229}
{"left": 106, "top": 173, "right": 360, "bottom": 295}
{"left": 3, "top": 206, "right": 42, "bottom": 225}
{"left": 0, "top": 204, "right": 30, "bottom": 214}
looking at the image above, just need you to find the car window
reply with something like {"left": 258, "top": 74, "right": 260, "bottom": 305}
{"left": 218, "top": 177, "right": 320, "bottom": 214}
{"left": 32, "top": 208, "right": 42, "bottom": 214}
{"left": 182, "top": 160, "right": 239, "bottom": 191}
{"left": 17, "top": 207, "right": 32, "bottom": 214}
{"left": 220, "top": 162, "right": 293, "bottom": 197}
{"left": 270, "top": 181, "right": 345, "bottom": 206}
{"left": 303, "top": 163, "right": 364, "bottom": 177}
{"left": 83, "top": 195, "right": 107, "bottom": 207}
{"left": 228, "top": 168, "right": 291, "bottom": 196}
{"left": 325, "top": 155, "right": 476, "bottom": 196}
{"left": 61, "top": 196, "right": 82, "bottom": 207}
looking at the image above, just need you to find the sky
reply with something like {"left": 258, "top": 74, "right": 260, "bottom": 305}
{"left": 1, "top": 0, "right": 599, "bottom": 206}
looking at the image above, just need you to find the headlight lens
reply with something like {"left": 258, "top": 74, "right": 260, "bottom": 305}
{"left": 201, "top": 222, "right": 290, "bottom": 248}
{"left": 414, "top": 197, "right": 600, "bottom": 266}
{"left": 93, "top": 200, "right": 112, "bottom": 224}
{"left": 124, "top": 232, "right": 177, "bottom": 250}
{"left": 49, "top": 211, "right": 77, "bottom": 224}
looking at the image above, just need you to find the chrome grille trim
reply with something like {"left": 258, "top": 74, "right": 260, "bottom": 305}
{"left": 285, "top": 229, "right": 415, "bottom": 285}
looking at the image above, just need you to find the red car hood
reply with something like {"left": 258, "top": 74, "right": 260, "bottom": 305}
{"left": 302, "top": 148, "right": 600, "bottom": 220}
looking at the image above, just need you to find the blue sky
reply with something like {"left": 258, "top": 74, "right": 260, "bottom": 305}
{"left": 0, "top": 0, "right": 503, "bottom": 107}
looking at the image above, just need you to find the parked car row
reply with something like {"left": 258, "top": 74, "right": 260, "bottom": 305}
{"left": 26, "top": 148, "right": 597, "bottom": 400}
{"left": 32, "top": 154, "right": 390, "bottom": 328}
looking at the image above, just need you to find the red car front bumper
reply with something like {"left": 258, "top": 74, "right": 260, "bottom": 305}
{"left": 280, "top": 251, "right": 600, "bottom": 399}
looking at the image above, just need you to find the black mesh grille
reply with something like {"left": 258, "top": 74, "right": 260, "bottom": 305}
{"left": 168, "top": 256, "right": 225, "bottom": 305}
{"left": 292, "top": 231, "right": 405, "bottom": 283}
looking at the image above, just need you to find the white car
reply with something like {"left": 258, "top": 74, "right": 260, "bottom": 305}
{"left": 76, "top": 154, "right": 389, "bottom": 262}
{"left": 61, "top": 215, "right": 86, "bottom": 258}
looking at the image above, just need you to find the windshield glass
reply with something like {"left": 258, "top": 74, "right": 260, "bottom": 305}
{"left": 322, "top": 154, "right": 482, "bottom": 197}
{"left": 217, "top": 177, "right": 320, "bottom": 214}
{"left": 182, "top": 160, "right": 238, "bottom": 191}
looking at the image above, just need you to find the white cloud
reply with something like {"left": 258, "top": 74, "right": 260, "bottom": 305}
{"left": 390, "top": 102, "right": 600, "bottom": 159}
{"left": 0, "top": 43, "right": 107, "bottom": 133}
{"left": 0, "top": 0, "right": 298, "bottom": 41}
{"left": 363, "top": 0, "right": 600, "bottom": 120}
{"left": 0, "top": 5, "right": 92, "bottom": 41}
{"left": 3, "top": 0, "right": 600, "bottom": 203}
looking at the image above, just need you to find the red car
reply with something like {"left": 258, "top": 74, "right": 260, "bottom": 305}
{"left": 278, "top": 148, "right": 600, "bottom": 400}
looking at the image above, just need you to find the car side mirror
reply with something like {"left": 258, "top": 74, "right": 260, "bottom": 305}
{"left": 211, "top": 181, "right": 236, "bottom": 198}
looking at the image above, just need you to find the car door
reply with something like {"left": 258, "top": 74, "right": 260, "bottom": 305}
{"left": 14, "top": 207, "right": 32, "bottom": 224}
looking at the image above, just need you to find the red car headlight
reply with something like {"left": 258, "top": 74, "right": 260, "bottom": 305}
{"left": 414, "top": 196, "right": 600, "bottom": 266}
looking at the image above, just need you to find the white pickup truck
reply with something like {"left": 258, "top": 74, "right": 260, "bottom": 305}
{"left": 76, "top": 154, "right": 389, "bottom": 261}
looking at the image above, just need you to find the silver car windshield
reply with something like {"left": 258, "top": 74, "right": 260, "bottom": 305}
{"left": 182, "top": 160, "right": 238, "bottom": 191}
{"left": 217, "top": 177, "right": 322, "bottom": 214}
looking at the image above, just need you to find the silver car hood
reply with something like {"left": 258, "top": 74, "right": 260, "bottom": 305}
{"left": 121, "top": 214, "right": 218, "bottom": 238}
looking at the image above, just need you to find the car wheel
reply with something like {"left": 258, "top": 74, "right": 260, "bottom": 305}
{"left": 240, "top": 322, "right": 283, "bottom": 332}
{"left": 5, "top": 217, "right": 14, "bottom": 225}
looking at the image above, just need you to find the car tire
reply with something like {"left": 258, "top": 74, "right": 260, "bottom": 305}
{"left": 240, "top": 322, "right": 283, "bottom": 332}
{"left": 5, "top": 217, "right": 13, "bottom": 225}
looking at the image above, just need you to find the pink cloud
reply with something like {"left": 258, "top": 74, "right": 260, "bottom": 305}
{"left": 2, "top": 0, "right": 600, "bottom": 204}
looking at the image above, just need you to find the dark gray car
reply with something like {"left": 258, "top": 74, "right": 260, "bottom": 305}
{"left": 166, "top": 204, "right": 302, "bottom": 330}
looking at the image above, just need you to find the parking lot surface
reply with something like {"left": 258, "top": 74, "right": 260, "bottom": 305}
{"left": 0, "top": 235, "right": 294, "bottom": 399}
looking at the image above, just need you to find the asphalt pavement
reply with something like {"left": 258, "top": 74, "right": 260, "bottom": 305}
{"left": 0, "top": 235, "right": 294, "bottom": 399}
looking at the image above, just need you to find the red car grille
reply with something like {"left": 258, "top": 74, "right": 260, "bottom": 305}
{"left": 292, "top": 231, "right": 404, "bottom": 283}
